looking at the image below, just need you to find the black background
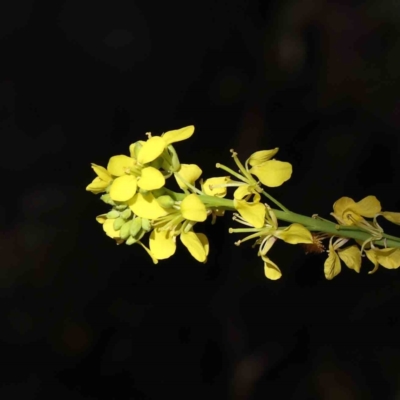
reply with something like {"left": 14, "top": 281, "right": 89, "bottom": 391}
{"left": 2, "top": 0, "right": 400, "bottom": 398}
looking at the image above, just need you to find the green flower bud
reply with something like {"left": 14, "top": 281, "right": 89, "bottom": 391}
{"left": 106, "top": 210, "right": 120, "bottom": 219}
{"left": 130, "top": 217, "right": 142, "bottom": 237}
{"left": 168, "top": 145, "right": 181, "bottom": 172}
{"left": 120, "top": 208, "right": 132, "bottom": 220}
{"left": 156, "top": 195, "right": 175, "bottom": 209}
{"left": 141, "top": 218, "right": 152, "bottom": 232}
{"left": 150, "top": 157, "right": 163, "bottom": 170}
{"left": 133, "top": 141, "right": 143, "bottom": 159}
{"left": 125, "top": 236, "right": 138, "bottom": 245}
{"left": 113, "top": 217, "right": 125, "bottom": 231}
{"left": 120, "top": 220, "right": 132, "bottom": 240}
{"left": 115, "top": 204, "right": 128, "bottom": 211}
{"left": 101, "top": 194, "right": 116, "bottom": 206}
{"left": 152, "top": 188, "right": 166, "bottom": 198}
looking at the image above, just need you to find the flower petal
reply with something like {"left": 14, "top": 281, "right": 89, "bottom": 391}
{"left": 234, "top": 185, "right": 252, "bottom": 200}
{"left": 180, "top": 194, "right": 207, "bottom": 222}
{"left": 103, "top": 219, "right": 121, "bottom": 238}
{"left": 86, "top": 177, "right": 109, "bottom": 193}
{"left": 274, "top": 223, "right": 313, "bottom": 244}
{"left": 250, "top": 160, "right": 292, "bottom": 187}
{"left": 324, "top": 241, "right": 341, "bottom": 280}
{"left": 202, "top": 177, "right": 230, "bottom": 197}
{"left": 175, "top": 164, "right": 202, "bottom": 189}
{"left": 337, "top": 245, "right": 361, "bottom": 273}
{"left": 109, "top": 175, "right": 137, "bottom": 202}
{"left": 180, "top": 231, "right": 207, "bottom": 262}
{"left": 262, "top": 256, "right": 282, "bottom": 280}
{"left": 234, "top": 199, "right": 265, "bottom": 228}
{"left": 137, "top": 136, "right": 166, "bottom": 164}
{"left": 128, "top": 192, "right": 168, "bottom": 220}
{"left": 247, "top": 148, "right": 279, "bottom": 167}
{"left": 351, "top": 196, "right": 381, "bottom": 218}
{"left": 91, "top": 163, "right": 111, "bottom": 182}
{"left": 162, "top": 125, "right": 194, "bottom": 145}
{"left": 149, "top": 229, "right": 176, "bottom": 259}
{"left": 366, "top": 248, "right": 400, "bottom": 270}
{"left": 138, "top": 166, "right": 165, "bottom": 190}
{"left": 380, "top": 212, "right": 400, "bottom": 225}
{"left": 107, "top": 155, "right": 135, "bottom": 176}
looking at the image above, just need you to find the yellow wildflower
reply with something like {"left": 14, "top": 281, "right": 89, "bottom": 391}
{"left": 323, "top": 237, "right": 361, "bottom": 280}
{"left": 136, "top": 125, "right": 194, "bottom": 165}
{"left": 365, "top": 247, "right": 400, "bottom": 274}
{"left": 230, "top": 206, "right": 312, "bottom": 279}
{"left": 86, "top": 164, "right": 112, "bottom": 194}
{"left": 331, "top": 196, "right": 381, "bottom": 226}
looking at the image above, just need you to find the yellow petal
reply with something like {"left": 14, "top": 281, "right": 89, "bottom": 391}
{"left": 337, "top": 245, "right": 361, "bottom": 273}
{"left": 96, "top": 214, "right": 107, "bottom": 224}
{"left": 351, "top": 196, "right": 381, "bottom": 218}
{"left": 274, "top": 223, "right": 313, "bottom": 244}
{"left": 197, "top": 233, "right": 209, "bottom": 256}
{"left": 202, "top": 177, "right": 230, "bottom": 197}
{"left": 175, "top": 164, "right": 202, "bottom": 189}
{"left": 91, "top": 163, "right": 111, "bottom": 182}
{"left": 380, "top": 212, "right": 400, "bottom": 225}
{"left": 149, "top": 229, "right": 176, "bottom": 259}
{"left": 262, "top": 256, "right": 282, "bottom": 280}
{"left": 324, "top": 241, "right": 341, "bottom": 280}
{"left": 247, "top": 148, "right": 279, "bottom": 167}
{"left": 129, "top": 141, "right": 144, "bottom": 159}
{"left": 137, "top": 241, "right": 158, "bottom": 264}
{"left": 107, "top": 155, "right": 135, "bottom": 176}
{"left": 367, "top": 248, "right": 400, "bottom": 270}
{"left": 234, "top": 199, "right": 265, "bottom": 228}
{"left": 128, "top": 192, "right": 168, "bottom": 220}
{"left": 250, "top": 160, "right": 292, "bottom": 187}
{"left": 103, "top": 219, "right": 121, "bottom": 238}
{"left": 86, "top": 177, "right": 109, "bottom": 193}
{"left": 365, "top": 249, "right": 380, "bottom": 274}
{"left": 109, "top": 175, "right": 137, "bottom": 202}
{"left": 137, "top": 136, "right": 166, "bottom": 164}
{"left": 180, "top": 194, "right": 207, "bottom": 222}
{"left": 162, "top": 125, "right": 194, "bottom": 145}
{"left": 180, "top": 231, "right": 207, "bottom": 262}
{"left": 138, "top": 166, "right": 165, "bottom": 190}
{"left": 234, "top": 185, "right": 252, "bottom": 200}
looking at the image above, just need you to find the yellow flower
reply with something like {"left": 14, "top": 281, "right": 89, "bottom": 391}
{"left": 202, "top": 176, "right": 230, "bottom": 197}
{"left": 86, "top": 164, "right": 112, "bottom": 194}
{"left": 149, "top": 228, "right": 209, "bottom": 263}
{"left": 246, "top": 148, "right": 292, "bottom": 187}
{"left": 137, "top": 125, "right": 194, "bottom": 164}
{"left": 231, "top": 207, "right": 312, "bottom": 279}
{"left": 175, "top": 164, "right": 202, "bottom": 189}
{"left": 234, "top": 199, "right": 266, "bottom": 228}
{"left": 323, "top": 237, "right": 361, "bottom": 280}
{"left": 365, "top": 247, "right": 400, "bottom": 274}
{"left": 331, "top": 196, "right": 381, "bottom": 226}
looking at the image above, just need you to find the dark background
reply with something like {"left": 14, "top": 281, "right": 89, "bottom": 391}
{"left": 2, "top": 0, "right": 400, "bottom": 398}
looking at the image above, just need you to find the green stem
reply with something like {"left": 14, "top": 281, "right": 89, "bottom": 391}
{"left": 261, "top": 190, "right": 289, "bottom": 212}
{"left": 166, "top": 190, "right": 400, "bottom": 249}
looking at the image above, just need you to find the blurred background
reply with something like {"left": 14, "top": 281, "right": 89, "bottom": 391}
{"left": 1, "top": 0, "right": 400, "bottom": 398}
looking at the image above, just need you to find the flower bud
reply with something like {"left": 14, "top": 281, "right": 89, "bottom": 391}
{"left": 130, "top": 217, "right": 142, "bottom": 237}
{"left": 120, "top": 208, "right": 132, "bottom": 220}
{"left": 141, "top": 218, "right": 152, "bottom": 232}
{"left": 113, "top": 217, "right": 125, "bottom": 231}
{"left": 100, "top": 194, "right": 116, "bottom": 206}
{"left": 125, "top": 235, "right": 138, "bottom": 245}
{"left": 156, "top": 195, "right": 175, "bottom": 209}
{"left": 120, "top": 220, "right": 132, "bottom": 240}
{"left": 106, "top": 210, "right": 120, "bottom": 219}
